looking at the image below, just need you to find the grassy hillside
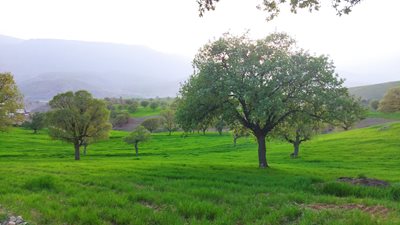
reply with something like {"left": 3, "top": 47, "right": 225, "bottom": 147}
{"left": 349, "top": 81, "right": 400, "bottom": 100}
{"left": 367, "top": 111, "right": 400, "bottom": 120}
{"left": 0, "top": 124, "right": 400, "bottom": 224}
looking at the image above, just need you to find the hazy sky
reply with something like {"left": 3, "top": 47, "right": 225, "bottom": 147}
{"left": 0, "top": 0, "right": 399, "bottom": 86}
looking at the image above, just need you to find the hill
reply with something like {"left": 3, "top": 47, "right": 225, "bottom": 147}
{"left": 0, "top": 35, "right": 192, "bottom": 100}
{"left": 349, "top": 80, "right": 400, "bottom": 100}
{"left": 0, "top": 123, "right": 400, "bottom": 224}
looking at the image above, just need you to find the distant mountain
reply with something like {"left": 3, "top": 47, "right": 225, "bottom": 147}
{"left": 0, "top": 35, "right": 192, "bottom": 100}
{"left": 349, "top": 80, "right": 400, "bottom": 100}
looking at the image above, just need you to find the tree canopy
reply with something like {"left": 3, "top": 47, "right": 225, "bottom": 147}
{"left": 176, "top": 32, "right": 349, "bottom": 168}
{"left": 0, "top": 72, "right": 24, "bottom": 131}
{"left": 197, "top": 0, "right": 363, "bottom": 20}
{"left": 379, "top": 87, "right": 400, "bottom": 113}
{"left": 47, "top": 90, "right": 112, "bottom": 160}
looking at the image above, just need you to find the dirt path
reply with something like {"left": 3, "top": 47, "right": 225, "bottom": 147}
{"left": 355, "top": 118, "right": 398, "bottom": 129}
{"left": 114, "top": 115, "right": 161, "bottom": 131}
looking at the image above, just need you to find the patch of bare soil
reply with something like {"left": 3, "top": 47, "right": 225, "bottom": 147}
{"left": 355, "top": 118, "right": 397, "bottom": 129}
{"left": 305, "top": 203, "right": 390, "bottom": 217}
{"left": 114, "top": 116, "right": 161, "bottom": 131}
{"left": 337, "top": 177, "right": 389, "bottom": 187}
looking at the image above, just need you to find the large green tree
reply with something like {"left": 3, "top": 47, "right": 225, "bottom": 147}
{"left": 378, "top": 87, "right": 400, "bottom": 113}
{"left": 47, "top": 90, "right": 112, "bottom": 160}
{"left": 197, "top": 0, "right": 362, "bottom": 20}
{"left": 0, "top": 72, "right": 24, "bottom": 131}
{"left": 176, "top": 33, "right": 347, "bottom": 168}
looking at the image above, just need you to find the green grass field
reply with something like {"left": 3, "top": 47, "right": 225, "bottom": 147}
{"left": 367, "top": 111, "right": 400, "bottom": 120}
{"left": 129, "top": 106, "right": 162, "bottom": 118}
{"left": 1, "top": 123, "right": 400, "bottom": 225}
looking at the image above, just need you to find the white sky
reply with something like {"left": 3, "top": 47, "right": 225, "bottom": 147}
{"left": 0, "top": 0, "right": 399, "bottom": 86}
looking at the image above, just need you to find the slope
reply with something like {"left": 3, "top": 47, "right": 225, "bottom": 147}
{"left": 349, "top": 80, "right": 400, "bottom": 100}
{"left": 0, "top": 123, "right": 399, "bottom": 224}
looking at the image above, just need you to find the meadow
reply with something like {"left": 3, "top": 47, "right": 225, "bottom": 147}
{"left": 0, "top": 122, "right": 400, "bottom": 225}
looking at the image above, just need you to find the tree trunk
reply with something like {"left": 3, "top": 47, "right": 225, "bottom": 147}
{"left": 83, "top": 145, "right": 87, "bottom": 156}
{"left": 134, "top": 142, "right": 139, "bottom": 157}
{"left": 256, "top": 134, "right": 268, "bottom": 168}
{"left": 33, "top": 129, "right": 37, "bottom": 134}
{"left": 74, "top": 143, "right": 80, "bottom": 160}
{"left": 291, "top": 141, "right": 300, "bottom": 158}
{"left": 233, "top": 137, "right": 237, "bottom": 147}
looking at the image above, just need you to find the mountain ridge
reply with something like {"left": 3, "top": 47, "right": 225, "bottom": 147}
{"left": 0, "top": 34, "right": 192, "bottom": 100}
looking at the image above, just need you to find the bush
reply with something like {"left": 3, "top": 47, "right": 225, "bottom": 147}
{"left": 141, "top": 118, "right": 161, "bottom": 133}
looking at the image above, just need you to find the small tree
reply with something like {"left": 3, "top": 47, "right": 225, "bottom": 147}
{"left": 127, "top": 101, "right": 139, "bottom": 113}
{"left": 141, "top": 118, "right": 160, "bottom": 133}
{"left": 272, "top": 113, "right": 322, "bottom": 158}
{"left": 150, "top": 102, "right": 159, "bottom": 111}
{"left": 379, "top": 87, "right": 400, "bottom": 113}
{"left": 47, "top": 90, "right": 112, "bottom": 160}
{"left": 123, "top": 126, "right": 151, "bottom": 157}
{"left": 141, "top": 100, "right": 150, "bottom": 108}
{"left": 160, "top": 109, "right": 176, "bottom": 135}
{"left": 0, "top": 72, "right": 24, "bottom": 131}
{"left": 111, "top": 112, "right": 130, "bottom": 128}
{"left": 230, "top": 123, "right": 250, "bottom": 147}
{"left": 24, "top": 112, "right": 46, "bottom": 134}
{"left": 332, "top": 96, "right": 367, "bottom": 130}
{"left": 82, "top": 138, "right": 90, "bottom": 156}
{"left": 214, "top": 118, "right": 225, "bottom": 135}
{"left": 370, "top": 99, "right": 379, "bottom": 111}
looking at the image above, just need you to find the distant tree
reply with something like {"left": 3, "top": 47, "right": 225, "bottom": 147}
{"left": 106, "top": 102, "right": 116, "bottom": 111}
{"left": 127, "top": 101, "right": 139, "bottom": 113}
{"left": 230, "top": 123, "right": 250, "bottom": 147}
{"left": 160, "top": 109, "right": 176, "bottom": 135}
{"left": 331, "top": 95, "right": 367, "bottom": 130}
{"left": 197, "top": 0, "right": 362, "bottom": 20}
{"left": 141, "top": 100, "right": 150, "bottom": 108}
{"left": 82, "top": 138, "right": 90, "bottom": 156}
{"left": 272, "top": 113, "right": 322, "bottom": 158}
{"left": 214, "top": 118, "right": 225, "bottom": 135}
{"left": 47, "top": 90, "right": 112, "bottom": 160}
{"left": 125, "top": 99, "right": 134, "bottom": 105}
{"left": 370, "top": 99, "right": 380, "bottom": 111}
{"left": 0, "top": 72, "right": 24, "bottom": 131}
{"left": 141, "top": 118, "right": 161, "bottom": 133}
{"left": 150, "top": 101, "right": 159, "bottom": 111}
{"left": 123, "top": 125, "right": 151, "bottom": 157}
{"left": 176, "top": 33, "right": 348, "bottom": 168}
{"left": 111, "top": 112, "right": 130, "bottom": 128}
{"left": 378, "top": 87, "right": 400, "bottom": 113}
{"left": 24, "top": 112, "right": 46, "bottom": 134}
